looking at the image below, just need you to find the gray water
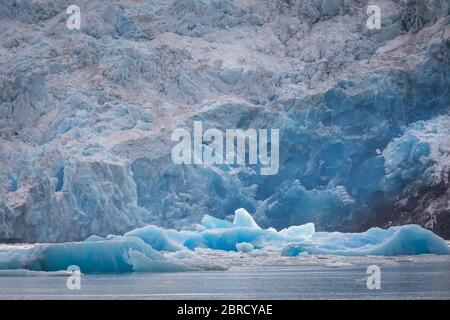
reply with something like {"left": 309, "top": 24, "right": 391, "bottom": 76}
{"left": 1, "top": 258, "right": 450, "bottom": 299}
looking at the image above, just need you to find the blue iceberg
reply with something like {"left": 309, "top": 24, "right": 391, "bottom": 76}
{"left": 282, "top": 224, "right": 450, "bottom": 256}
{"left": 0, "top": 236, "right": 191, "bottom": 273}
{"left": 0, "top": 209, "right": 449, "bottom": 273}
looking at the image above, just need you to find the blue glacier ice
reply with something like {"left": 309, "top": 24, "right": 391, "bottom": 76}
{"left": 282, "top": 225, "right": 450, "bottom": 256}
{"left": 0, "top": 236, "right": 191, "bottom": 273}
{"left": 1, "top": 0, "right": 450, "bottom": 244}
{"left": 0, "top": 209, "right": 448, "bottom": 273}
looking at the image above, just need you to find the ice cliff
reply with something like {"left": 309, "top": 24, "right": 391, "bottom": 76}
{"left": 0, "top": 0, "right": 450, "bottom": 242}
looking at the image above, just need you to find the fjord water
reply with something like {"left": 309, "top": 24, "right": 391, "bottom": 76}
{"left": 1, "top": 255, "right": 450, "bottom": 299}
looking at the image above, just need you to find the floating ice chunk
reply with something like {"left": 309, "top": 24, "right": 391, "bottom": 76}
{"left": 201, "top": 214, "right": 234, "bottom": 229}
{"left": 282, "top": 225, "right": 450, "bottom": 256}
{"left": 236, "top": 242, "right": 254, "bottom": 253}
{"left": 125, "top": 225, "right": 185, "bottom": 252}
{"left": 0, "top": 249, "right": 30, "bottom": 270}
{"left": 20, "top": 236, "right": 188, "bottom": 273}
{"left": 279, "top": 223, "right": 315, "bottom": 237}
{"left": 164, "top": 249, "right": 197, "bottom": 260}
{"left": 232, "top": 208, "right": 261, "bottom": 229}
{"left": 1, "top": 212, "right": 449, "bottom": 274}
{"left": 184, "top": 227, "right": 269, "bottom": 251}
{"left": 85, "top": 234, "right": 117, "bottom": 242}
{"left": 128, "top": 250, "right": 192, "bottom": 272}
{"left": 195, "top": 224, "right": 207, "bottom": 232}
{"left": 85, "top": 235, "right": 106, "bottom": 242}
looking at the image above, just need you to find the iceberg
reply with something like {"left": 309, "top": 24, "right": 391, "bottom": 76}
{"left": 233, "top": 208, "right": 262, "bottom": 229}
{"left": 0, "top": 236, "right": 191, "bottom": 273}
{"left": 281, "top": 225, "right": 450, "bottom": 256}
{"left": 0, "top": 209, "right": 448, "bottom": 273}
{"left": 200, "top": 215, "right": 234, "bottom": 230}
{"left": 124, "top": 225, "right": 185, "bottom": 252}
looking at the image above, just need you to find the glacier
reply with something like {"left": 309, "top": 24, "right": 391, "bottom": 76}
{"left": 0, "top": 0, "right": 450, "bottom": 243}
{"left": 0, "top": 209, "right": 449, "bottom": 273}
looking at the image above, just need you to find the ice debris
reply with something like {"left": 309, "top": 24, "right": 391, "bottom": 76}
{"left": 0, "top": 209, "right": 448, "bottom": 273}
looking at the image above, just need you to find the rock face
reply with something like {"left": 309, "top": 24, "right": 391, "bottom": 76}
{"left": 0, "top": 0, "right": 449, "bottom": 242}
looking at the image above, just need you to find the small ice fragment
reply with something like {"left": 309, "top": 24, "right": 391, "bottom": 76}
{"left": 279, "top": 223, "right": 315, "bottom": 237}
{"left": 233, "top": 208, "right": 260, "bottom": 229}
{"left": 236, "top": 242, "right": 254, "bottom": 253}
{"left": 201, "top": 215, "right": 234, "bottom": 229}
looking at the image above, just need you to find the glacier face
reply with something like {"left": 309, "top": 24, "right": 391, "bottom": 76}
{"left": 0, "top": 0, "right": 450, "bottom": 242}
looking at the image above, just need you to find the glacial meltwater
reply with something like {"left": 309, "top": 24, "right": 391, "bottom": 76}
{"left": 1, "top": 251, "right": 450, "bottom": 299}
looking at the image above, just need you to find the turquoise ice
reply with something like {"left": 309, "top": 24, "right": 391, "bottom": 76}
{"left": 0, "top": 209, "right": 448, "bottom": 273}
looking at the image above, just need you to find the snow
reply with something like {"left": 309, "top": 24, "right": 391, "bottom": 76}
{"left": 0, "top": 209, "right": 448, "bottom": 273}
